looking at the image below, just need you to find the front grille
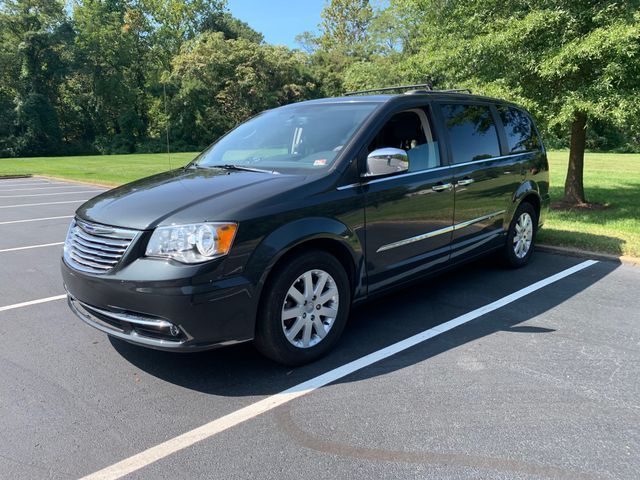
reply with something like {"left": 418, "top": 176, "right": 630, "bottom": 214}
{"left": 64, "top": 218, "right": 138, "bottom": 274}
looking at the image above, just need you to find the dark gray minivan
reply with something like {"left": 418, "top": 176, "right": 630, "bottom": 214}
{"left": 62, "top": 86, "right": 550, "bottom": 365}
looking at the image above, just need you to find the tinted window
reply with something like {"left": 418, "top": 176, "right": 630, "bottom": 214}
{"left": 440, "top": 104, "right": 500, "bottom": 163}
{"left": 498, "top": 106, "right": 539, "bottom": 153}
{"left": 368, "top": 109, "right": 441, "bottom": 172}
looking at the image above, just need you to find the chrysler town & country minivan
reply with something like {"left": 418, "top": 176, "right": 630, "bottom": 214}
{"left": 62, "top": 86, "right": 550, "bottom": 365}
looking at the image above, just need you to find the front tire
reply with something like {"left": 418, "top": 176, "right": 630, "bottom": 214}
{"left": 254, "top": 250, "right": 351, "bottom": 366}
{"left": 503, "top": 202, "right": 537, "bottom": 268}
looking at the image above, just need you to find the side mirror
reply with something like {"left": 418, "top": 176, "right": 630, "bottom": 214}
{"left": 362, "top": 148, "right": 409, "bottom": 178}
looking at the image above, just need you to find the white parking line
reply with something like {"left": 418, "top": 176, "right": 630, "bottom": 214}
{"left": 0, "top": 190, "right": 98, "bottom": 198}
{"left": 0, "top": 215, "right": 73, "bottom": 225}
{"left": 0, "top": 199, "right": 88, "bottom": 209}
{"left": 0, "top": 181, "right": 57, "bottom": 187}
{"left": 81, "top": 259, "right": 599, "bottom": 480}
{"left": 0, "top": 242, "right": 64, "bottom": 253}
{"left": 0, "top": 294, "right": 67, "bottom": 313}
{"left": 0, "top": 186, "right": 103, "bottom": 192}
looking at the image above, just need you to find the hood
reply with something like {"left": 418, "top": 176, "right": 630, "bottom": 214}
{"left": 76, "top": 167, "right": 303, "bottom": 230}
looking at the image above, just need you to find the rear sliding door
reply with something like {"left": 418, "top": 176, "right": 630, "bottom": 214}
{"left": 435, "top": 102, "right": 520, "bottom": 259}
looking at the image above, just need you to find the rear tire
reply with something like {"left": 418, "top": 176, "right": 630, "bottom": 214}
{"left": 503, "top": 202, "right": 537, "bottom": 268}
{"left": 254, "top": 250, "right": 351, "bottom": 366}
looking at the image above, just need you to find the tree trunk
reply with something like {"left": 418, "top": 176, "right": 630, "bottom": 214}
{"left": 563, "top": 111, "right": 587, "bottom": 205}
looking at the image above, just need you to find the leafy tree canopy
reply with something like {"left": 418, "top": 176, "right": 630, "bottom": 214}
{"left": 371, "top": 0, "right": 640, "bottom": 203}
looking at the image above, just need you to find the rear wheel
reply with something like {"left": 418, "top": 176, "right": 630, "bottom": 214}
{"left": 254, "top": 250, "right": 351, "bottom": 365}
{"left": 503, "top": 202, "right": 537, "bottom": 268}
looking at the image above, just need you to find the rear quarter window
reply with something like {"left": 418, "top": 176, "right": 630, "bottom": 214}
{"left": 497, "top": 105, "right": 540, "bottom": 153}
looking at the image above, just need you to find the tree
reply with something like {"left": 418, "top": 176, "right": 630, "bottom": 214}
{"left": 0, "top": 0, "right": 317, "bottom": 157}
{"left": 140, "top": 0, "right": 226, "bottom": 63}
{"left": 297, "top": 0, "right": 375, "bottom": 95}
{"left": 73, "top": 0, "right": 150, "bottom": 152}
{"left": 342, "top": 1, "right": 423, "bottom": 91}
{"left": 319, "top": 0, "right": 373, "bottom": 56}
{"left": 397, "top": 0, "right": 640, "bottom": 205}
{"left": 201, "top": 11, "right": 264, "bottom": 43}
{"left": 168, "top": 32, "right": 317, "bottom": 146}
{"left": 0, "top": 0, "right": 73, "bottom": 155}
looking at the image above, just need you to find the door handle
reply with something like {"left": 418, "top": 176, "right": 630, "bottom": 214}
{"left": 456, "top": 178, "right": 475, "bottom": 186}
{"left": 432, "top": 182, "right": 453, "bottom": 192}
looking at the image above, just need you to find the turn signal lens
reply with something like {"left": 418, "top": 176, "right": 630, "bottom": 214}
{"left": 211, "top": 223, "right": 236, "bottom": 256}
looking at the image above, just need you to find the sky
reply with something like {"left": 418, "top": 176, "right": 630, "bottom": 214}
{"left": 226, "top": 0, "right": 326, "bottom": 48}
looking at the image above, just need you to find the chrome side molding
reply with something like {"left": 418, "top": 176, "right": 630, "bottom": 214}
{"left": 376, "top": 210, "right": 506, "bottom": 253}
{"left": 377, "top": 224, "right": 455, "bottom": 252}
{"left": 452, "top": 210, "right": 506, "bottom": 231}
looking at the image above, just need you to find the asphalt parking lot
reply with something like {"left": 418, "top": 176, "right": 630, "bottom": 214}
{"left": 0, "top": 177, "right": 639, "bottom": 480}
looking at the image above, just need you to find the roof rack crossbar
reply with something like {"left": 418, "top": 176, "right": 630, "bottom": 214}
{"left": 344, "top": 84, "right": 472, "bottom": 96}
{"left": 344, "top": 84, "right": 433, "bottom": 96}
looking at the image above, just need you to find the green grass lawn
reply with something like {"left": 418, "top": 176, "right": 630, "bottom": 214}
{"left": 1, "top": 150, "right": 639, "bottom": 257}
{"left": 0, "top": 152, "right": 197, "bottom": 185}
{"left": 540, "top": 151, "right": 640, "bottom": 258}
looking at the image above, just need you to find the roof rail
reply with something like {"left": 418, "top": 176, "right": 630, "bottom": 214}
{"left": 343, "top": 84, "right": 472, "bottom": 96}
{"left": 434, "top": 88, "right": 472, "bottom": 94}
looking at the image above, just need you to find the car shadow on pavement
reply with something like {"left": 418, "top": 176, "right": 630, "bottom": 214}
{"left": 110, "top": 253, "right": 619, "bottom": 396}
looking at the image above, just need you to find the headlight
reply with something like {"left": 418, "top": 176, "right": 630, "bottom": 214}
{"left": 145, "top": 223, "right": 237, "bottom": 264}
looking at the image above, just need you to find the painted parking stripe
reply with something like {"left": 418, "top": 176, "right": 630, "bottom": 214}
{"left": 0, "top": 190, "right": 98, "bottom": 198}
{"left": 81, "top": 259, "right": 599, "bottom": 480}
{"left": 0, "top": 186, "right": 104, "bottom": 192}
{"left": 0, "top": 199, "right": 88, "bottom": 209}
{"left": 0, "top": 181, "right": 58, "bottom": 187}
{"left": 0, "top": 242, "right": 64, "bottom": 253}
{"left": 0, "top": 215, "right": 73, "bottom": 225}
{"left": 0, "top": 294, "right": 67, "bottom": 313}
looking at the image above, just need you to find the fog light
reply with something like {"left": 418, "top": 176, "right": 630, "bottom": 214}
{"left": 169, "top": 325, "right": 180, "bottom": 337}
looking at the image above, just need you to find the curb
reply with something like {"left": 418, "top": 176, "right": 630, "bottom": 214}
{"left": 34, "top": 175, "right": 118, "bottom": 189}
{"left": 0, "top": 174, "right": 33, "bottom": 180}
{"left": 536, "top": 244, "right": 640, "bottom": 267}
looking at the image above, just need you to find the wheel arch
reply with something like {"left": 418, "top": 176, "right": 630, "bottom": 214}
{"left": 245, "top": 217, "right": 365, "bottom": 328}
{"left": 508, "top": 180, "right": 543, "bottom": 228}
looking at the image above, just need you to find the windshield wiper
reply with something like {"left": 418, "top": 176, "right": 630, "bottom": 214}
{"left": 214, "top": 164, "right": 279, "bottom": 174}
{"left": 187, "top": 163, "right": 279, "bottom": 174}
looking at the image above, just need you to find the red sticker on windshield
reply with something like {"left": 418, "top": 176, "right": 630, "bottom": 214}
{"left": 313, "top": 159, "right": 327, "bottom": 166}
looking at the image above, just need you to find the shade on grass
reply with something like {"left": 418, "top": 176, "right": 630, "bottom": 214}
{"left": 539, "top": 151, "right": 640, "bottom": 257}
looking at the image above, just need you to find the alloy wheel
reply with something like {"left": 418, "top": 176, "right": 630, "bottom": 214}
{"left": 281, "top": 269, "right": 339, "bottom": 348}
{"left": 513, "top": 212, "right": 533, "bottom": 259}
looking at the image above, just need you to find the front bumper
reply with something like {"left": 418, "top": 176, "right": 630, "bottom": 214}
{"left": 61, "top": 258, "right": 257, "bottom": 351}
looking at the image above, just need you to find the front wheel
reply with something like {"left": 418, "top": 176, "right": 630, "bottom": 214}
{"left": 254, "top": 250, "right": 351, "bottom": 366}
{"left": 503, "top": 202, "right": 537, "bottom": 268}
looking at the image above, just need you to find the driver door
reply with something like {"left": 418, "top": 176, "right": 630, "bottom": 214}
{"left": 363, "top": 107, "right": 455, "bottom": 293}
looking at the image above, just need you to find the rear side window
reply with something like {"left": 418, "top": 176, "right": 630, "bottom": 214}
{"left": 440, "top": 104, "right": 500, "bottom": 163}
{"left": 498, "top": 106, "right": 539, "bottom": 153}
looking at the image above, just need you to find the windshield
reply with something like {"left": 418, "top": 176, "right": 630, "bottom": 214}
{"left": 192, "top": 102, "right": 379, "bottom": 174}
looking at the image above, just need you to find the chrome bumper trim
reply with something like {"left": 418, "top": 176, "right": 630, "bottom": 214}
{"left": 67, "top": 294, "right": 189, "bottom": 349}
